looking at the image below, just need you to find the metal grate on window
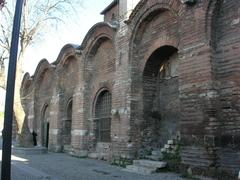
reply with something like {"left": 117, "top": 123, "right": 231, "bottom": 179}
{"left": 95, "top": 90, "right": 111, "bottom": 142}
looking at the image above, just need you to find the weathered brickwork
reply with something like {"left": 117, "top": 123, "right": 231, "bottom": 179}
{"left": 21, "top": 0, "right": 240, "bottom": 178}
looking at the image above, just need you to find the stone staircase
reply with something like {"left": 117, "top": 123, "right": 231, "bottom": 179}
{"left": 63, "top": 145, "right": 72, "bottom": 153}
{"left": 125, "top": 139, "right": 179, "bottom": 175}
{"left": 125, "top": 159, "right": 167, "bottom": 175}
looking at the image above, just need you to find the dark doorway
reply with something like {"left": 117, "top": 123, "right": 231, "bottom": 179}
{"left": 44, "top": 122, "right": 49, "bottom": 148}
{"left": 42, "top": 105, "right": 50, "bottom": 148}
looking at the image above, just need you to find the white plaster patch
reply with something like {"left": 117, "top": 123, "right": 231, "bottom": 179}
{"left": 78, "top": 108, "right": 84, "bottom": 113}
{"left": 181, "top": 42, "right": 205, "bottom": 52}
{"left": 49, "top": 129, "right": 58, "bottom": 135}
{"left": 199, "top": 91, "right": 218, "bottom": 98}
{"left": 71, "top": 129, "right": 87, "bottom": 136}
{"left": 28, "top": 115, "right": 34, "bottom": 119}
{"left": 111, "top": 109, "right": 118, "bottom": 115}
{"left": 231, "top": 18, "right": 240, "bottom": 26}
{"left": 50, "top": 111, "right": 55, "bottom": 115}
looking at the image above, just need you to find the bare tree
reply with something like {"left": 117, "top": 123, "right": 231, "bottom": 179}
{"left": 0, "top": 0, "right": 80, "bottom": 147}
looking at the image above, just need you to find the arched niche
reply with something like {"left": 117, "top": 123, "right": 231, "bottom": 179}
{"left": 86, "top": 38, "right": 116, "bottom": 82}
{"left": 142, "top": 45, "right": 180, "bottom": 148}
{"left": 129, "top": 4, "right": 180, "bottom": 152}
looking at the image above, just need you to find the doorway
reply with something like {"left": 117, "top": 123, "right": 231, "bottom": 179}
{"left": 42, "top": 104, "right": 50, "bottom": 148}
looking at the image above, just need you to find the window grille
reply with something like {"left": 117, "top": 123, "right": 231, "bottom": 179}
{"left": 95, "top": 90, "right": 111, "bottom": 142}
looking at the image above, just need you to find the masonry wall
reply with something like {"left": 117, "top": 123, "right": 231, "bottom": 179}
{"left": 212, "top": 0, "right": 240, "bottom": 174}
{"left": 84, "top": 39, "right": 116, "bottom": 159}
{"left": 33, "top": 65, "right": 55, "bottom": 147}
{"left": 128, "top": 3, "right": 180, "bottom": 157}
{"left": 20, "top": 0, "right": 240, "bottom": 177}
{"left": 55, "top": 56, "right": 79, "bottom": 151}
{"left": 104, "top": 3, "right": 119, "bottom": 23}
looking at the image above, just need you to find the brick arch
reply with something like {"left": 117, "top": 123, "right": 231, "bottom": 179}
{"left": 142, "top": 38, "right": 179, "bottom": 73}
{"left": 21, "top": 73, "right": 33, "bottom": 96}
{"left": 128, "top": 0, "right": 183, "bottom": 46}
{"left": 53, "top": 44, "right": 77, "bottom": 67}
{"left": 80, "top": 22, "right": 116, "bottom": 60}
{"left": 128, "top": 2, "right": 181, "bottom": 69}
{"left": 56, "top": 55, "right": 79, "bottom": 100}
{"left": 33, "top": 59, "right": 52, "bottom": 85}
{"left": 86, "top": 35, "right": 113, "bottom": 59}
{"left": 83, "top": 31, "right": 116, "bottom": 80}
{"left": 128, "top": 0, "right": 183, "bottom": 25}
{"left": 205, "top": 0, "right": 223, "bottom": 45}
{"left": 142, "top": 45, "right": 179, "bottom": 109}
{"left": 61, "top": 54, "right": 78, "bottom": 68}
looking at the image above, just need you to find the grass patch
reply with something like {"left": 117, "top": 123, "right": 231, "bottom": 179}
{"left": 162, "top": 144, "right": 181, "bottom": 172}
{"left": 111, "top": 157, "right": 133, "bottom": 168}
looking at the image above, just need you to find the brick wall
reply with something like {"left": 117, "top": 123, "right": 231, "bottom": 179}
{"left": 211, "top": 0, "right": 240, "bottom": 174}
{"left": 20, "top": 0, "right": 240, "bottom": 177}
{"left": 104, "top": 3, "right": 119, "bottom": 23}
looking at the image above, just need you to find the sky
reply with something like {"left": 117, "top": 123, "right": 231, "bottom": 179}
{"left": 23, "top": 0, "right": 113, "bottom": 75}
{"left": 0, "top": 0, "right": 113, "bottom": 112}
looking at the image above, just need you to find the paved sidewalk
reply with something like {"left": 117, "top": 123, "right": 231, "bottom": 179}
{"left": 1, "top": 150, "right": 184, "bottom": 180}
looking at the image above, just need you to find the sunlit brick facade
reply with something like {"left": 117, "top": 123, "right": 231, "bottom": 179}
{"left": 21, "top": 0, "right": 240, "bottom": 177}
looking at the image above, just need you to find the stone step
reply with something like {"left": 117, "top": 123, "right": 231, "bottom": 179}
{"left": 145, "top": 155, "right": 161, "bottom": 161}
{"left": 88, "top": 152, "right": 98, "bottom": 159}
{"left": 63, "top": 145, "right": 72, "bottom": 153}
{"left": 12, "top": 146, "right": 48, "bottom": 155}
{"left": 124, "top": 165, "right": 156, "bottom": 175}
{"left": 133, "top": 159, "right": 167, "bottom": 169}
{"left": 63, "top": 145, "right": 72, "bottom": 149}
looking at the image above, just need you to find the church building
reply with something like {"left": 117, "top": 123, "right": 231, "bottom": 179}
{"left": 21, "top": 0, "right": 240, "bottom": 177}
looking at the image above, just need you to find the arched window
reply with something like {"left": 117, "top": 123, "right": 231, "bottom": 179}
{"left": 95, "top": 90, "right": 111, "bottom": 142}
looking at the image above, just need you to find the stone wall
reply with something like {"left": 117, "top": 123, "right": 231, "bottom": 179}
{"left": 20, "top": 0, "right": 240, "bottom": 177}
{"left": 211, "top": 0, "right": 240, "bottom": 174}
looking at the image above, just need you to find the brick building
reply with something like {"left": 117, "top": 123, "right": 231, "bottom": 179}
{"left": 21, "top": 0, "right": 240, "bottom": 177}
